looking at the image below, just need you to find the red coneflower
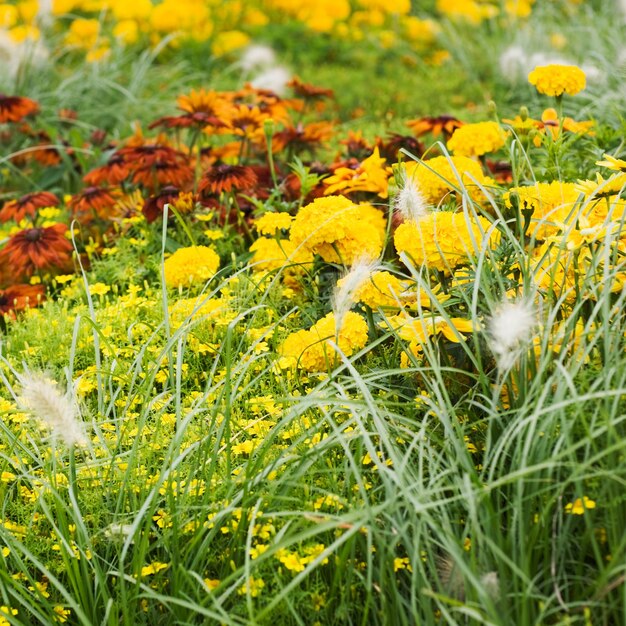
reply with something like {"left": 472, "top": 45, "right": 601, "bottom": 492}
{"left": 0, "top": 284, "right": 45, "bottom": 319}
{"left": 142, "top": 186, "right": 195, "bottom": 223}
{"left": 287, "top": 77, "right": 334, "bottom": 100}
{"left": 0, "top": 224, "right": 73, "bottom": 279}
{"left": 0, "top": 94, "right": 39, "bottom": 123}
{"left": 198, "top": 164, "right": 258, "bottom": 196}
{"left": 0, "top": 191, "right": 60, "bottom": 223}
{"left": 272, "top": 121, "right": 334, "bottom": 154}
{"left": 377, "top": 133, "right": 424, "bottom": 161}
{"left": 132, "top": 160, "right": 194, "bottom": 191}
{"left": 83, "top": 153, "right": 130, "bottom": 186}
{"left": 406, "top": 115, "right": 464, "bottom": 139}
{"left": 69, "top": 186, "right": 120, "bottom": 221}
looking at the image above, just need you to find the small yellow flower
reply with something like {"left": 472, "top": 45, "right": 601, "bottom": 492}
{"left": 141, "top": 561, "right": 169, "bottom": 576}
{"left": 565, "top": 496, "right": 596, "bottom": 515}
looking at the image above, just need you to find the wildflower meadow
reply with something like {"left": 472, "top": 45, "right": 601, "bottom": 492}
{"left": 2, "top": 0, "right": 626, "bottom": 624}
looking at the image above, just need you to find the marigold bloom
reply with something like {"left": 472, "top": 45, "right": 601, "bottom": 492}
{"left": 290, "top": 196, "right": 386, "bottom": 265}
{"left": 447, "top": 121, "right": 506, "bottom": 157}
{"left": 0, "top": 191, "right": 59, "bottom": 223}
{"left": 403, "top": 156, "right": 493, "bottom": 205}
{"left": 394, "top": 211, "right": 497, "bottom": 273}
{"left": 0, "top": 93, "right": 39, "bottom": 123}
{"left": 163, "top": 245, "right": 220, "bottom": 288}
{"left": 0, "top": 224, "right": 73, "bottom": 279}
{"left": 278, "top": 311, "right": 368, "bottom": 371}
{"left": 0, "top": 284, "right": 45, "bottom": 318}
{"left": 249, "top": 237, "right": 313, "bottom": 272}
{"left": 527, "top": 64, "right": 586, "bottom": 97}
{"left": 254, "top": 212, "right": 293, "bottom": 235}
{"left": 337, "top": 270, "right": 409, "bottom": 309}
{"left": 504, "top": 181, "right": 580, "bottom": 238}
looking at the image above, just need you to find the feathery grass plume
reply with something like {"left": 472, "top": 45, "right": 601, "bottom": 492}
{"left": 394, "top": 175, "right": 430, "bottom": 223}
{"left": 251, "top": 67, "right": 291, "bottom": 96}
{"left": 488, "top": 299, "right": 536, "bottom": 370}
{"left": 18, "top": 371, "right": 87, "bottom": 446}
{"left": 239, "top": 44, "right": 277, "bottom": 72}
{"left": 332, "top": 257, "right": 381, "bottom": 331}
{"left": 436, "top": 553, "right": 466, "bottom": 600}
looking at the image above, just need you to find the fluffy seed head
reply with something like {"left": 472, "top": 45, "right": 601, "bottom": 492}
{"left": 18, "top": 371, "right": 87, "bottom": 446}
{"left": 250, "top": 66, "right": 291, "bottom": 96}
{"left": 395, "top": 176, "right": 430, "bottom": 223}
{"left": 488, "top": 299, "right": 536, "bottom": 369}
{"left": 240, "top": 44, "right": 276, "bottom": 71}
{"left": 333, "top": 257, "right": 381, "bottom": 331}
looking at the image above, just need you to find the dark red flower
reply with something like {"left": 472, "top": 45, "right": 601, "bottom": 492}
{"left": 0, "top": 191, "right": 60, "bottom": 223}
{"left": 0, "top": 284, "right": 45, "bottom": 319}
{"left": 142, "top": 186, "right": 188, "bottom": 223}
{"left": 0, "top": 224, "right": 73, "bottom": 279}
{"left": 272, "top": 121, "right": 334, "bottom": 154}
{"left": 198, "top": 165, "right": 258, "bottom": 196}
{"left": 0, "top": 94, "right": 39, "bottom": 123}
{"left": 149, "top": 112, "right": 228, "bottom": 131}
{"left": 377, "top": 134, "right": 424, "bottom": 161}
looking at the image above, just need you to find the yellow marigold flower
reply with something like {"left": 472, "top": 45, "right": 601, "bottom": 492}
{"left": 403, "top": 156, "right": 493, "bottom": 205}
{"left": 504, "top": 181, "right": 580, "bottom": 238}
{"left": 249, "top": 237, "right": 313, "bottom": 272}
{"left": 338, "top": 270, "right": 409, "bottom": 309}
{"left": 163, "top": 246, "right": 220, "bottom": 289}
{"left": 212, "top": 30, "right": 250, "bottom": 56}
{"left": 290, "top": 196, "right": 386, "bottom": 265}
{"left": 0, "top": 606, "right": 18, "bottom": 626}
{"left": 238, "top": 576, "right": 265, "bottom": 597}
{"left": 394, "top": 211, "right": 497, "bottom": 273}
{"left": 564, "top": 496, "right": 596, "bottom": 515}
{"left": 447, "top": 121, "right": 507, "bottom": 157}
{"left": 527, "top": 64, "right": 586, "bottom": 97}
{"left": 254, "top": 212, "right": 293, "bottom": 235}
{"left": 278, "top": 311, "right": 368, "bottom": 371}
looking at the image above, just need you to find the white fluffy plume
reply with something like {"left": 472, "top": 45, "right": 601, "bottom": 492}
{"left": 395, "top": 176, "right": 429, "bottom": 223}
{"left": 239, "top": 44, "right": 277, "bottom": 72}
{"left": 488, "top": 300, "right": 536, "bottom": 370}
{"left": 250, "top": 66, "right": 291, "bottom": 96}
{"left": 332, "top": 257, "right": 381, "bottom": 331}
{"left": 18, "top": 372, "right": 87, "bottom": 446}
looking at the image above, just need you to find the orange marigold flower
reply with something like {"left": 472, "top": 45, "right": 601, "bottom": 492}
{"left": 0, "top": 94, "right": 39, "bottom": 123}
{"left": 0, "top": 191, "right": 59, "bottom": 223}
{"left": 0, "top": 224, "right": 73, "bottom": 279}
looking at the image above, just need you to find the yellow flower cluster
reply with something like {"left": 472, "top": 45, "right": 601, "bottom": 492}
{"left": 289, "top": 196, "right": 386, "bottom": 265}
{"left": 279, "top": 311, "right": 368, "bottom": 371}
{"left": 394, "top": 211, "right": 497, "bottom": 273}
{"left": 337, "top": 270, "right": 409, "bottom": 309}
{"left": 447, "top": 121, "right": 506, "bottom": 157}
{"left": 249, "top": 238, "right": 312, "bottom": 273}
{"left": 163, "top": 245, "right": 220, "bottom": 289}
{"left": 403, "top": 156, "right": 494, "bottom": 206}
{"left": 527, "top": 64, "right": 586, "bottom": 97}
{"left": 504, "top": 181, "right": 580, "bottom": 239}
{"left": 254, "top": 212, "right": 293, "bottom": 236}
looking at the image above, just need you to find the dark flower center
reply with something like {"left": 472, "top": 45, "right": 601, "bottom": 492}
{"left": 23, "top": 228, "right": 44, "bottom": 242}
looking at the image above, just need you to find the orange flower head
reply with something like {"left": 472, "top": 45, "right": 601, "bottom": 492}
{"left": 0, "top": 94, "right": 39, "bottom": 123}
{"left": 0, "top": 191, "right": 59, "bottom": 223}
{"left": 0, "top": 224, "right": 73, "bottom": 279}
{"left": 199, "top": 164, "right": 258, "bottom": 195}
